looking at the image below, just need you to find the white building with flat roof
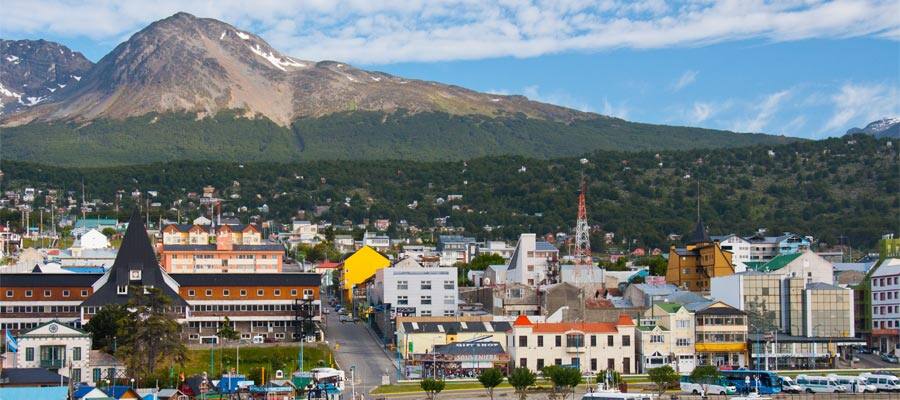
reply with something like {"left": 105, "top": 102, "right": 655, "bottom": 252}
{"left": 371, "top": 258, "right": 458, "bottom": 317}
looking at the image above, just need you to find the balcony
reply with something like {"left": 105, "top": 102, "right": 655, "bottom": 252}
{"left": 40, "top": 359, "right": 65, "bottom": 369}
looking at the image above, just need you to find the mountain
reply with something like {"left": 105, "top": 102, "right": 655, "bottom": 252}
{"left": 0, "top": 12, "right": 796, "bottom": 166}
{"left": 0, "top": 39, "right": 93, "bottom": 115}
{"left": 846, "top": 117, "right": 900, "bottom": 139}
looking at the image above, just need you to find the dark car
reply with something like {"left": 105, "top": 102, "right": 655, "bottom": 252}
{"left": 880, "top": 354, "right": 899, "bottom": 364}
{"left": 855, "top": 346, "right": 874, "bottom": 354}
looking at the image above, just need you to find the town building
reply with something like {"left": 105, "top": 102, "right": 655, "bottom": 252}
{"left": 1, "top": 212, "right": 322, "bottom": 344}
{"left": 369, "top": 258, "right": 458, "bottom": 317}
{"left": 395, "top": 317, "right": 513, "bottom": 360}
{"left": 666, "top": 218, "right": 735, "bottom": 293}
{"left": 158, "top": 223, "right": 283, "bottom": 273}
{"left": 505, "top": 234, "right": 559, "bottom": 286}
{"left": 742, "top": 250, "right": 834, "bottom": 284}
{"left": 507, "top": 314, "right": 637, "bottom": 374}
{"left": 6, "top": 321, "right": 123, "bottom": 386}
{"left": 339, "top": 246, "right": 390, "bottom": 303}
{"left": 477, "top": 241, "right": 516, "bottom": 260}
{"left": 437, "top": 235, "right": 477, "bottom": 267}
{"left": 870, "top": 257, "right": 899, "bottom": 353}
{"left": 637, "top": 302, "right": 697, "bottom": 373}
{"left": 691, "top": 301, "right": 748, "bottom": 368}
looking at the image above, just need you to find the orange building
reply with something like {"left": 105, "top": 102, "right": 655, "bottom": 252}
{"left": 159, "top": 223, "right": 284, "bottom": 273}
{"left": 666, "top": 217, "right": 734, "bottom": 292}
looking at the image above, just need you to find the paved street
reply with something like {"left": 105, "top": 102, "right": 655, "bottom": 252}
{"left": 324, "top": 299, "right": 397, "bottom": 399}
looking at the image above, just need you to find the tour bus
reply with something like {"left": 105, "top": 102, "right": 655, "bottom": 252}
{"left": 679, "top": 375, "right": 737, "bottom": 395}
{"left": 718, "top": 370, "right": 782, "bottom": 395}
{"left": 859, "top": 372, "right": 900, "bottom": 392}
{"left": 795, "top": 374, "right": 847, "bottom": 393}
{"left": 829, "top": 374, "right": 877, "bottom": 393}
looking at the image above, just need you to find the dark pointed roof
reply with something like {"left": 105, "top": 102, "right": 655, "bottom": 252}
{"left": 686, "top": 217, "right": 710, "bottom": 245}
{"left": 83, "top": 210, "right": 186, "bottom": 306}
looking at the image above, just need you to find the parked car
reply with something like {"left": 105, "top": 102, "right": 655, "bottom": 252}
{"left": 251, "top": 335, "right": 265, "bottom": 344}
{"left": 339, "top": 315, "right": 351, "bottom": 323}
{"left": 855, "top": 346, "right": 874, "bottom": 354}
{"left": 880, "top": 353, "right": 899, "bottom": 364}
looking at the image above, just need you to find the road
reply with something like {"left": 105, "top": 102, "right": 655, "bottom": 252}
{"left": 324, "top": 301, "right": 397, "bottom": 399}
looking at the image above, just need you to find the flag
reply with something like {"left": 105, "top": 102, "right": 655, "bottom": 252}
{"left": 5, "top": 329, "right": 18, "bottom": 353}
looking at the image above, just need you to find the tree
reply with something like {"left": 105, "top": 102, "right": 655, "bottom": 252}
{"left": 420, "top": 377, "right": 445, "bottom": 400}
{"left": 468, "top": 253, "right": 506, "bottom": 271}
{"left": 477, "top": 368, "right": 504, "bottom": 400}
{"left": 647, "top": 365, "right": 679, "bottom": 396}
{"left": 216, "top": 316, "right": 240, "bottom": 342}
{"left": 507, "top": 367, "right": 536, "bottom": 400}
{"left": 84, "top": 304, "right": 128, "bottom": 351}
{"left": 116, "top": 286, "right": 188, "bottom": 381}
{"left": 690, "top": 365, "right": 720, "bottom": 397}
{"left": 101, "top": 227, "right": 117, "bottom": 237}
{"left": 542, "top": 365, "right": 582, "bottom": 400}
{"left": 646, "top": 256, "right": 668, "bottom": 276}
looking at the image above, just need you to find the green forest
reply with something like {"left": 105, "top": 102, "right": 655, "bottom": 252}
{"left": 3, "top": 134, "right": 895, "bottom": 250}
{"left": 1, "top": 109, "right": 794, "bottom": 166}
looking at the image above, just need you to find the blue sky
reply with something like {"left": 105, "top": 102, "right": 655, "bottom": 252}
{"left": 3, "top": 0, "right": 898, "bottom": 139}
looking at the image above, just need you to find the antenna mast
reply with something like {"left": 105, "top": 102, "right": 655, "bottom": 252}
{"left": 574, "top": 175, "right": 591, "bottom": 266}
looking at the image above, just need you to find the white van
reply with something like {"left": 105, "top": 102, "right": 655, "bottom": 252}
{"left": 829, "top": 375, "right": 876, "bottom": 393}
{"left": 859, "top": 373, "right": 900, "bottom": 392}
{"left": 779, "top": 376, "right": 802, "bottom": 393}
{"left": 679, "top": 375, "right": 736, "bottom": 395}
{"left": 795, "top": 375, "right": 846, "bottom": 393}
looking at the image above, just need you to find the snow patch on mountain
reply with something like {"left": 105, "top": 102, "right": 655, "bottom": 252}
{"left": 235, "top": 30, "right": 250, "bottom": 40}
{"left": 248, "top": 44, "right": 304, "bottom": 71}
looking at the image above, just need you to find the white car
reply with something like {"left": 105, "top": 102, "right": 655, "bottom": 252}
{"left": 339, "top": 315, "right": 351, "bottom": 323}
{"left": 251, "top": 335, "right": 265, "bottom": 344}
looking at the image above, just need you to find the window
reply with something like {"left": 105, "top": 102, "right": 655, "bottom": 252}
{"left": 130, "top": 270, "right": 142, "bottom": 280}
{"left": 205, "top": 289, "right": 213, "bottom": 297}
{"left": 519, "top": 358, "right": 527, "bottom": 368}
{"left": 93, "top": 368, "right": 102, "bottom": 383}
{"left": 554, "top": 358, "right": 562, "bottom": 366}
{"left": 5, "top": 290, "right": 12, "bottom": 298}
{"left": 607, "top": 359, "right": 614, "bottom": 370}
{"left": 72, "top": 368, "right": 81, "bottom": 383}
{"left": 304, "top": 289, "right": 314, "bottom": 297}
{"left": 519, "top": 336, "right": 528, "bottom": 347}
{"left": 566, "top": 334, "right": 584, "bottom": 347}
{"left": 223, "top": 289, "right": 230, "bottom": 297}
{"left": 116, "top": 286, "right": 127, "bottom": 295}
{"left": 444, "top": 295, "right": 455, "bottom": 305}
{"left": 536, "top": 359, "right": 545, "bottom": 369}
{"left": 555, "top": 335, "right": 562, "bottom": 347}
{"left": 274, "top": 289, "right": 281, "bottom": 296}
{"left": 676, "top": 319, "right": 691, "bottom": 328}
{"left": 590, "top": 335, "right": 597, "bottom": 347}
{"left": 537, "top": 335, "right": 544, "bottom": 347}
{"left": 443, "top": 310, "right": 455, "bottom": 316}
{"left": 650, "top": 335, "right": 664, "bottom": 343}
{"left": 397, "top": 281, "right": 408, "bottom": 290}
{"left": 421, "top": 281, "right": 432, "bottom": 290}
{"left": 73, "top": 347, "right": 82, "bottom": 361}
{"left": 240, "top": 289, "right": 247, "bottom": 297}
{"left": 188, "top": 290, "right": 196, "bottom": 297}
{"left": 590, "top": 358, "right": 598, "bottom": 371}
{"left": 62, "top": 290, "right": 70, "bottom": 297}
{"left": 81, "top": 290, "right": 88, "bottom": 297}
{"left": 607, "top": 335, "right": 614, "bottom": 346}
{"left": 421, "top": 295, "right": 432, "bottom": 305}
{"left": 444, "top": 280, "right": 454, "bottom": 289}
{"left": 397, "top": 296, "right": 408, "bottom": 305}
{"left": 676, "top": 338, "right": 691, "bottom": 346}
{"left": 420, "top": 310, "right": 431, "bottom": 316}
{"left": 258, "top": 289, "right": 265, "bottom": 296}
{"left": 25, "top": 347, "right": 34, "bottom": 361}
{"left": 43, "top": 290, "right": 51, "bottom": 297}
{"left": 291, "top": 289, "right": 298, "bottom": 296}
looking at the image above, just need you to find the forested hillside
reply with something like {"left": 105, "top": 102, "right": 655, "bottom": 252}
{"left": 1, "top": 110, "right": 796, "bottom": 166}
{"left": 3, "top": 135, "right": 895, "bottom": 249}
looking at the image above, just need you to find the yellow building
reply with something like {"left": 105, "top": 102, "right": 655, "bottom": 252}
{"left": 694, "top": 301, "right": 748, "bottom": 367}
{"left": 340, "top": 246, "right": 390, "bottom": 302}
{"left": 666, "top": 218, "right": 734, "bottom": 292}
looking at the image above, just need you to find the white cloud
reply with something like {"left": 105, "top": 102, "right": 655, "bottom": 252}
{"left": 821, "top": 82, "right": 899, "bottom": 134}
{"left": 602, "top": 98, "right": 629, "bottom": 119}
{"left": 1, "top": 0, "right": 897, "bottom": 64}
{"left": 691, "top": 101, "right": 713, "bottom": 122}
{"left": 732, "top": 90, "right": 792, "bottom": 132}
{"left": 672, "top": 70, "right": 698, "bottom": 91}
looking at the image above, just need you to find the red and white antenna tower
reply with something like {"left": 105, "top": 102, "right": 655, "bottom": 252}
{"left": 573, "top": 175, "right": 591, "bottom": 266}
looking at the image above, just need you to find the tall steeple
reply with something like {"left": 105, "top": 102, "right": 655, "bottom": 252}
{"left": 687, "top": 174, "right": 710, "bottom": 245}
